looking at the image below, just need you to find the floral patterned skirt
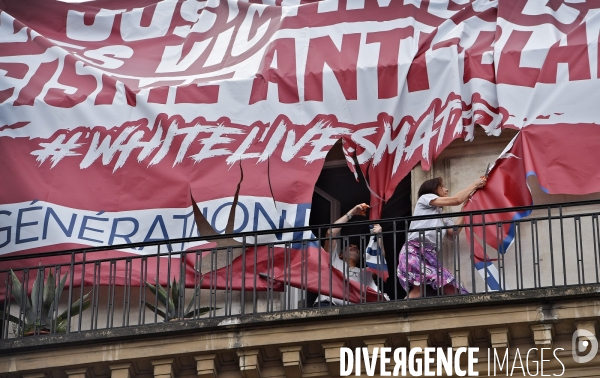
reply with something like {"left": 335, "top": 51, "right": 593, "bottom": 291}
{"left": 397, "top": 240, "right": 468, "bottom": 294}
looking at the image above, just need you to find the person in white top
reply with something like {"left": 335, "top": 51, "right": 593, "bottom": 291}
{"left": 397, "top": 176, "right": 487, "bottom": 298}
{"left": 314, "top": 203, "right": 385, "bottom": 306}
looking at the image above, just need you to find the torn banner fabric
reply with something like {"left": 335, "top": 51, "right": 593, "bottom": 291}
{"left": 462, "top": 124, "right": 600, "bottom": 289}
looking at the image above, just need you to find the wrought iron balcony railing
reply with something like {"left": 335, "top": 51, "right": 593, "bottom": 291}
{"left": 1, "top": 199, "right": 599, "bottom": 339}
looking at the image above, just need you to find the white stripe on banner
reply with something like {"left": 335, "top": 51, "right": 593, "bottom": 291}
{"left": 365, "top": 234, "right": 387, "bottom": 278}
{"left": 475, "top": 261, "right": 509, "bottom": 292}
{"left": 0, "top": 196, "right": 312, "bottom": 255}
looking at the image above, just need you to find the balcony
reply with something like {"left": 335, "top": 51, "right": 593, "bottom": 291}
{"left": 1, "top": 200, "right": 600, "bottom": 377}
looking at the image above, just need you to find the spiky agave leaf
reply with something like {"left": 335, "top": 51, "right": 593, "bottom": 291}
{"left": 30, "top": 268, "right": 44, "bottom": 327}
{"left": 184, "top": 285, "right": 201, "bottom": 317}
{"left": 42, "top": 271, "right": 56, "bottom": 310}
{"left": 46, "top": 271, "right": 68, "bottom": 330}
{"left": 5, "top": 270, "right": 91, "bottom": 334}
{"left": 55, "top": 321, "right": 67, "bottom": 333}
{"left": 55, "top": 292, "right": 91, "bottom": 326}
{"left": 9, "top": 270, "right": 33, "bottom": 325}
{"left": 156, "top": 279, "right": 176, "bottom": 318}
{"left": 170, "top": 278, "right": 179, "bottom": 317}
{"left": 182, "top": 277, "right": 219, "bottom": 318}
{"left": 183, "top": 275, "right": 207, "bottom": 318}
{"left": 41, "top": 270, "right": 56, "bottom": 328}
{"left": 144, "top": 302, "right": 167, "bottom": 320}
{"left": 145, "top": 280, "right": 175, "bottom": 319}
{"left": 8, "top": 270, "right": 24, "bottom": 308}
{"left": 146, "top": 276, "right": 218, "bottom": 321}
{"left": 55, "top": 271, "right": 69, "bottom": 304}
{"left": 146, "top": 280, "right": 179, "bottom": 320}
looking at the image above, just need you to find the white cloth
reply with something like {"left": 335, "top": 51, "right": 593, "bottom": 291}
{"left": 315, "top": 253, "right": 379, "bottom": 306}
{"left": 407, "top": 194, "right": 454, "bottom": 245}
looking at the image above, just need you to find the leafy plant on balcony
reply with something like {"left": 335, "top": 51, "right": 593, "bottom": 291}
{"left": 0, "top": 269, "right": 91, "bottom": 335}
{"left": 145, "top": 277, "right": 215, "bottom": 320}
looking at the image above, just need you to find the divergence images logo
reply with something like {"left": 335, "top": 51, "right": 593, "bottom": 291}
{"left": 572, "top": 329, "right": 598, "bottom": 364}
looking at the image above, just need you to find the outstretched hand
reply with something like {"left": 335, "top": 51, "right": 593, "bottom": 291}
{"left": 350, "top": 203, "right": 370, "bottom": 216}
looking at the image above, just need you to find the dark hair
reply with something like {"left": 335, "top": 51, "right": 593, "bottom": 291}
{"left": 418, "top": 177, "right": 443, "bottom": 198}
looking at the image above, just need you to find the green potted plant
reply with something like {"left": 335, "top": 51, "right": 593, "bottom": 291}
{"left": 0, "top": 269, "right": 91, "bottom": 335}
{"left": 145, "top": 276, "right": 214, "bottom": 320}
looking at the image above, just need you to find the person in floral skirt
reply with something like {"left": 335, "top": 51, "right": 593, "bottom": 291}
{"left": 398, "top": 176, "right": 487, "bottom": 298}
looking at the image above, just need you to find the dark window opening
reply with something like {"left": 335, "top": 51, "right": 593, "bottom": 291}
{"left": 309, "top": 140, "right": 411, "bottom": 299}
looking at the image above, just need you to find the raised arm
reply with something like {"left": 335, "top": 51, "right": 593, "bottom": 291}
{"left": 371, "top": 223, "right": 385, "bottom": 259}
{"left": 323, "top": 203, "right": 369, "bottom": 253}
{"left": 430, "top": 177, "right": 487, "bottom": 207}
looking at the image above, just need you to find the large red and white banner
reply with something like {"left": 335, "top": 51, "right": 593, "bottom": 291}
{"left": 1, "top": 0, "right": 599, "bottom": 292}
